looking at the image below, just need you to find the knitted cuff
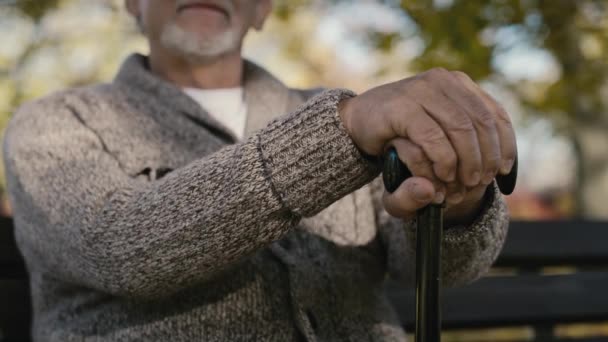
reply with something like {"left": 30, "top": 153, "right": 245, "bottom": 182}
{"left": 256, "top": 88, "right": 381, "bottom": 217}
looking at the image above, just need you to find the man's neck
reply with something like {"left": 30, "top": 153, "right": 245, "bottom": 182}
{"left": 148, "top": 47, "right": 244, "bottom": 90}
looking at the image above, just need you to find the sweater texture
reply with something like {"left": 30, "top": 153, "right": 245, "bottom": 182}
{"left": 3, "top": 54, "right": 509, "bottom": 341}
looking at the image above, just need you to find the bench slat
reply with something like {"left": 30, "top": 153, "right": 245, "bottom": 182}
{"left": 387, "top": 271, "right": 608, "bottom": 330}
{"left": 496, "top": 220, "right": 608, "bottom": 268}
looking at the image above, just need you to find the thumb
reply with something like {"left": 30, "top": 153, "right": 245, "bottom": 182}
{"left": 382, "top": 176, "right": 440, "bottom": 220}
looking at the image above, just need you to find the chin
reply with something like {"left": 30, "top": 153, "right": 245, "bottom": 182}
{"left": 176, "top": 29, "right": 220, "bottom": 44}
{"left": 160, "top": 21, "right": 240, "bottom": 62}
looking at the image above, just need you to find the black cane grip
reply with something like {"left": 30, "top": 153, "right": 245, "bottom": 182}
{"left": 382, "top": 147, "right": 518, "bottom": 195}
{"left": 383, "top": 147, "right": 413, "bottom": 193}
{"left": 496, "top": 156, "right": 518, "bottom": 195}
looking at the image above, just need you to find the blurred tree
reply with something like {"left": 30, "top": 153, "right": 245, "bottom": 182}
{"left": 3, "top": 0, "right": 608, "bottom": 218}
{"left": 398, "top": 0, "right": 608, "bottom": 217}
{"left": 0, "top": 0, "right": 144, "bottom": 209}
{"left": 15, "top": 0, "right": 61, "bottom": 20}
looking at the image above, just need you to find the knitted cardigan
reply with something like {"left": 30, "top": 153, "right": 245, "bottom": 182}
{"left": 3, "top": 54, "right": 509, "bottom": 341}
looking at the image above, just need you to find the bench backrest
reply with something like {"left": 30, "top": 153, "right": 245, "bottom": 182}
{"left": 496, "top": 220, "right": 608, "bottom": 269}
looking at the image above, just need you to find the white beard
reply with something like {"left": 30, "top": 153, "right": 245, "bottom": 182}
{"left": 159, "top": 21, "right": 241, "bottom": 63}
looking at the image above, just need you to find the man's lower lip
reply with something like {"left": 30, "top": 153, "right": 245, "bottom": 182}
{"left": 178, "top": 5, "right": 227, "bottom": 16}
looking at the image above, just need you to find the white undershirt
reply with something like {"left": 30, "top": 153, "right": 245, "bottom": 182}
{"left": 182, "top": 87, "right": 248, "bottom": 140}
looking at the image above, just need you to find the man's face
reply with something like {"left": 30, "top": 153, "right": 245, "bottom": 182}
{"left": 127, "top": 0, "right": 271, "bottom": 62}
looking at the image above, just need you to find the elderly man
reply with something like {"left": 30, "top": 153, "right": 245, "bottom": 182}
{"left": 3, "top": 0, "right": 515, "bottom": 341}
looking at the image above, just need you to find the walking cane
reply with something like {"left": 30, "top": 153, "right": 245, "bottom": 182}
{"left": 383, "top": 147, "right": 517, "bottom": 342}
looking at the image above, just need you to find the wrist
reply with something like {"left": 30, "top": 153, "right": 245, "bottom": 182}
{"left": 338, "top": 96, "right": 382, "bottom": 165}
{"left": 338, "top": 97, "right": 355, "bottom": 140}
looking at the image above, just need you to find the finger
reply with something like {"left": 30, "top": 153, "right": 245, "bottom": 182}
{"left": 474, "top": 87, "right": 518, "bottom": 175}
{"left": 390, "top": 102, "right": 458, "bottom": 183}
{"left": 382, "top": 176, "right": 436, "bottom": 220}
{"left": 442, "top": 71, "right": 502, "bottom": 186}
{"left": 445, "top": 182, "right": 466, "bottom": 206}
{"left": 388, "top": 138, "right": 446, "bottom": 203}
{"left": 413, "top": 70, "right": 483, "bottom": 187}
{"left": 494, "top": 105, "right": 517, "bottom": 175}
{"left": 451, "top": 71, "right": 517, "bottom": 177}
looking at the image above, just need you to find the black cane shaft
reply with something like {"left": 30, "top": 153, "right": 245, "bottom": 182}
{"left": 416, "top": 204, "right": 443, "bottom": 342}
{"left": 383, "top": 146, "right": 517, "bottom": 342}
{"left": 384, "top": 147, "right": 444, "bottom": 342}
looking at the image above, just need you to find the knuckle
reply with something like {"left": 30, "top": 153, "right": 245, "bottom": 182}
{"left": 474, "top": 108, "right": 496, "bottom": 128}
{"left": 434, "top": 151, "right": 457, "bottom": 173}
{"left": 410, "top": 76, "right": 431, "bottom": 93}
{"left": 451, "top": 70, "right": 470, "bottom": 80}
{"left": 425, "top": 67, "right": 448, "bottom": 80}
{"left": 449, "top": 115, "right": 475, "bottom": 133}
{"left": 496, "top": 107, "right": 513, "bottom": 126}
{"left": 406, "top": 145, "right": 426, "bottom": 163}
{"left": 420, "top": 126, "right": 447, "bottom": 146}
{"left": 412, "top": 71, "right": 435, "bottom": 90}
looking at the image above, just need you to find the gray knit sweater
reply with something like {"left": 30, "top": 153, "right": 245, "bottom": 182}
{"left": 3, "top": 54, "right": 509, "bottom": 342}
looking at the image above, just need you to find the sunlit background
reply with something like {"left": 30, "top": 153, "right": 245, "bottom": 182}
{"left": 0, "top": 0, "right": 607, "bottom": 221}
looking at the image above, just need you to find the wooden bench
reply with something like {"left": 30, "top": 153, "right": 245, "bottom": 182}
{"left": 387, "top": 220, "right": 608, "bottom": 341}
{"left": 2, "top": 218, "right": 608, "bottom": 341}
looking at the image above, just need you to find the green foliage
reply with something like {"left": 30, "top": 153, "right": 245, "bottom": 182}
{"left": 274, "top": 0, "right": 310, "bottom": 21}
{"left": 399, "top": 0, "right": 608, "bottom": 127}
{"left": 0, "top": 0, "right": 140, "bottom": 196}
{"left": 371, "top": 32, "right": 401, "bottom": 52}
{"left": 15, "top": 0, "right": 61, "bottom": 20}
{"left": 270, "top": 0, "right": 608, "bottom": 129}
{"left": 401, "top": 0, "right": 511, "bottom": 79}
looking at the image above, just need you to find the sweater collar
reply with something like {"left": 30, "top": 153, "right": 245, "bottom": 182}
{"left": 113, "top": 53, "right": 290, "bottom": 142}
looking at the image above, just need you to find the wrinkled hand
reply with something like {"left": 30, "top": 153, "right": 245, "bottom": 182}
{"left": 338, "top": 68, "right": 517, "bottom": 222}
{"left": 384, "top": 138, "right": 492, "bottom": 225}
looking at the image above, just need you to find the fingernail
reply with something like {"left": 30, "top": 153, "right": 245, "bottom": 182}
{"left": 433, "top": 192, "right": 445, "bottom": 204}
{"left": 412, "top": 184, "right": 431, "bottom": 201}
{"left": 482, "top": 171, "right": 494, "bottom": 185}
{"left": 470, "top": 171, "right": 481, "bottom": 186}
{"left": 501, "top": 159, "right": 514, "bottom": 174}
{"left": 447, "top": 192, "right": 464, "bottom": 204}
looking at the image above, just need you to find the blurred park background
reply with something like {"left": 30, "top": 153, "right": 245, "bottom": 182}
{"left": 1, "top": 1, "right": 608, "bottom": 341}
{"left": 0, "top": 0, "right": 607, "bottom": 221}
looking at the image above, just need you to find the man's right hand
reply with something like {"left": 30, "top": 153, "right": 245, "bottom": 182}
{"left": 338, "top": 68, "right": 517, "bottom": 220}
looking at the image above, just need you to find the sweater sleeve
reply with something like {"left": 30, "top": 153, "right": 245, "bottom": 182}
{"left": 370, "top": 177, "right": 509, "bottom": 287}
{"left": 3, "top": 88, "right": 380, "bottom": 299}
